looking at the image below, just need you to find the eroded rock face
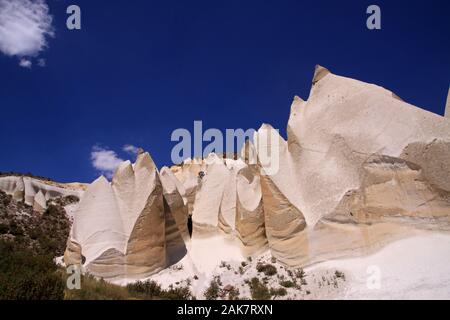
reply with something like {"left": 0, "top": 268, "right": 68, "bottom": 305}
{"left": 171, "top": 66, "right": 450, "bottom": 269}
{"left": 65, "top": 152, "right": 188, "bottom": 281}
{"left": 287, "top": 66, "right": 450, "bottom": 225}
{"left": 57, "top": 65, "right": 450, "bottom": 279}
{"left": 170, "top": 158, "right": 206, "bottom": 215}
{"left": 187, "top": 154, "right": 247, "bottom": 273}
{"left": 330, "top": 155, "right": 450, "bottom": 222}
{"left": 64, "top": 239, "right": 83, "bottom": 266}
{"left": 0, "top": 176, "right": 83, "bottom": 213}
{"left": 235, "top": 164, "right": 266, "bottom": 254}
{"left": 160, "top": 167, "right": 189, "bottom": 264}
{"left": 256, "top": 65, "right": 450, "bottom": 265}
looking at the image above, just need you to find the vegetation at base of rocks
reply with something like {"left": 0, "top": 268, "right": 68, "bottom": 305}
{"left": 256, "top": 263, "right": 277, "bottom": 276}
{"left": 238, "top": 266, "right": 245, "bottom": 275}
{"left": 48, "top": 195, "right": 80, "bottom": 207}
{"left": 335, "top": 270, "right": 346, "bottom": 280}
{"left": 226, "top": 286, "right": 240, "bottom": 300}
{"left": 295, "top": 268, "right": 306, "bottom": 279}
{"left": 270, "top": 287, "right": 287, "bottom": 298}
{"left": 0, "top": 240, "right": 65, "bottom": 300}
{"left": 280, "top": 280, "right": 295, "bottom": 288}
{"left": 0, "top": 191, "right": 72, "bottom": 300}
{"left": 204, "top": 276, "right": 222, "bottom": 300}
{"left": 34, "top": 205, "right": 71, "bottom": 256}
{"left": 126, "top": 280, "right": 194, "bottom": 300}
{"left": 64, "top": 273, "right": 132, "bottom": 300}
{"left": 126, "top": 280, "right": 163, "bottom": 297}
{"left": 220, "top": 261, "right": 231, "bottom": 270}
{"left": 0, "top": 191, "right": 71, "bottom": 257}
{"left": 63, "top": 276, "right": 195, "bottom": 300}
{"left": 204, "top": 276, "right": 240, "bottom": 300}
{"left": 248, "top": 277, "right": 271, "bottom": 300}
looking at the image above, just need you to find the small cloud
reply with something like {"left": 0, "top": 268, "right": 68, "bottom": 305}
{"left": 19, "top": 58, "right": 32, "bottom": 68}
{"left": 90, "top": 146, "right": 124, "bottom": 179}
{"left": 0, "top": 0, "right": 54, "bottom": 65}
{"left": 123, "top": 144, "right": 139, "bottom": 155}
{"left": 37, "top": 58, "right": 46, "bottom": 67}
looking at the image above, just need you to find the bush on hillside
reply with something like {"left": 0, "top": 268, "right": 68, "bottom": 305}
{"left": 0, "top": 240, "right": 65, "bottom": 300}
{"left": 256, "top": 263, "right": 277, "bottom": 276}
{"left": 248, "top": 277, "right": 271, "bottom": 300}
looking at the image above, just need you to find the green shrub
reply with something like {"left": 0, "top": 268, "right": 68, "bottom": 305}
{"left": 227, "top": 287, "right": 240, "bottom": 300}
{"left": 0, "top": 240, "right": 64, "bottom": 300}
{"left": 162, "top": 285, "right": 193, "bottom": 300}
{"left": 295, "top": 268, "right": 306, "bottom": 279}
{"left": 256, "top": 263, "right": 277, "bottom": 276}
{"left": 280, "top": 280, "right": 295, "bottom": 288}
{"left": 126, "top": 280, "right": 194, "bottom": 300}
{"left": 0, "top": 223, "right": 8, "bottom": 234}
{"left": 204, "top": 277, "right": 221, "bottom": 300}
{"left": 248, "top": 277, "right": 271, "bottom": 300}
{"left": 65, "top": 273, "right": 131, "bottom": 300}
{"left": 127, "top": 280, "right": 162, "bottom": 298}
{"left": 270, "top": 287, "right": 287, "bottom": 297}
{"left": 238, "top": 266, "right": 245, "bottom": 275}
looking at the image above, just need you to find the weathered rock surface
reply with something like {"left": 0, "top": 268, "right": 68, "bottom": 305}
{"left": 256, "top": 65, "right": 450, "bottom": 265}
{"left": 65, "top": 152, "right": 188, "bottom": 281}
{"left": 183, "top": 66, "right": 450, "bottom": 268}
{"left": 0, "top": 175, "right": 83, "bottom": 213}
{"left": 235, "top": 163, "right": 267, "bottom": 254}
{"left": 0, "top": 65, "right": 444, "bottom": 281}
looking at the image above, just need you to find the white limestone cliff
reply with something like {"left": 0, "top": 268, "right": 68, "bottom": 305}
{"left": 65, "top": 152, "right": 188, "bottom": 281}
{"left": 58, "top": 66, "right": 450, "bottom": 280}
{"left": 0, "top": 175, "right": 84, "bottom": 213}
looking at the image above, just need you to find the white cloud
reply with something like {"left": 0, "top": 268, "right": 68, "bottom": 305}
{"left": 37, "top": 58, "right": 45, "bottom": 67}
{"left": 90, "top": 146, "right": 124, "bottom": 179}
{"left": 19, "top": 58, "right": 32, "bottom": 68}
{"left": 0, "top": 0, "right": 54, "bottom": 62}
{"left": 123, "top": 144, "right": 139, "bottom": 155}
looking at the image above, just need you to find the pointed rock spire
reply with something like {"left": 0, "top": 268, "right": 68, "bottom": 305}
{"left": 33, "top": 190, "right": 47, "bottom": 213}
{"left": 312, "top": 64, "right": 330, "bottom": 84}
{"left": 135, "top": 151, "right": 157, "bottom": 172}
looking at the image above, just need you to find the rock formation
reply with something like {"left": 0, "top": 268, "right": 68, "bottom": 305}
{"left": 235, "top": 161, "right": 266, "bottom": 254}
{"left": 1, "top": 65, "right": 447, "bottom": 282}
{"left": 184, "top": 66, "right": 450, "bottom": 268}
{"left": 65, "top": 152, "right": 188, "bottom": 281}
{"left": 0, "top": 175, "right": 83, "bottom": 213}
{"left": 257, "top": 65, "right": 450, "bottom": 265}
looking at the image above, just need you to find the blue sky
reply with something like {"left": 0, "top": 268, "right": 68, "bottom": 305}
{"left": 0, "top": 0, "right": 449, "bottom": 183}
